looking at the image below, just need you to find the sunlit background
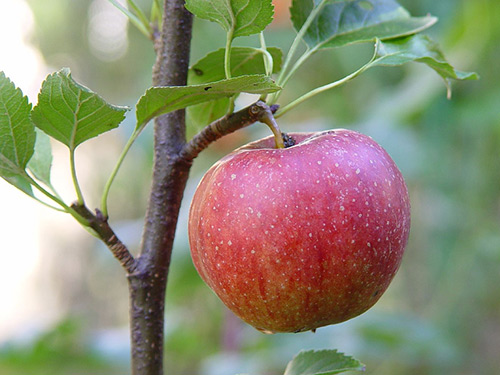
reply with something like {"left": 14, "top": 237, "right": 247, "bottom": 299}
{"left": 0, "top": 0, "right": 50, "bottom": 342}
{"left": 0, "top": 0, "right": 499, "bottom": 374}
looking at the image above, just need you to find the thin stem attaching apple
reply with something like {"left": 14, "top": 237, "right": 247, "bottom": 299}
{"left": 257, "top": 109, "right": 285, "bottom": 149}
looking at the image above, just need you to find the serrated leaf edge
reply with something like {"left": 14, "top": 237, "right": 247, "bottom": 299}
{"left": 284, "top": 349, "right": 366, "bottom": 375}
{"left": 136, "top": 74, "right": 280, "bottom": 126}
{"left": 32, "top": 68, "right": 129, "bottom": 149}
{"left": 0, "top": 71, "right": 35, "bottom": 175}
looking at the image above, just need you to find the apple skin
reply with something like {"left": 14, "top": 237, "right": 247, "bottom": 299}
{"left": 188, "top": 129, "right": 411, "bottom": 333}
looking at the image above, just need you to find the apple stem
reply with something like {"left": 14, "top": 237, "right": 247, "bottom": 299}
{"left": 181, "top": 100, "right": 281, "bottom": 161}
{"left": 257, "top": 107, "right": 285, "bottom": 149}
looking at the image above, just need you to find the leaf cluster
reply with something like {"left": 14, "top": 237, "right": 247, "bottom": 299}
{"left": 0, "top": 69, "right": 128, "bottom": 223}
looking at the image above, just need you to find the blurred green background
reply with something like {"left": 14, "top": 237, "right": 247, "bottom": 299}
{"left": 0, "top": 0, "right": 498, "bottom": 374}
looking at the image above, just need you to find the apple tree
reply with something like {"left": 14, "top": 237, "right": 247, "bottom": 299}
{"left": 0, "top": 0, "right": 476, "bottom": 374}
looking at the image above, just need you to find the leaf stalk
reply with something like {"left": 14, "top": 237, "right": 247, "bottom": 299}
{"left": 276, "top": 0, "right": 329, "bottom": 88}
{"left": 225, "top": 28, "right": 236, "bottom": 114}
{"left": 101, "top": 128, "right": 141, "bottom": 218}
{"left": 26, "top": 174, "right": 90, "bottom": 226}
{"left": 108, "top": 0, "right": 151, "bottom": 37}
{"left": 275, "top": 44, "right": 380, "bottom": 118}
{"left": 69, "top": 148, "right": 85, "bottom": 205}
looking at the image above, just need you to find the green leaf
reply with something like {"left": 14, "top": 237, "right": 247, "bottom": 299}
{"left": 136, "top": 74, "right": 281, "bottom": 127}
{"left": 372, "top": 35, "right": 479, "bottom": 95}
{"left": 187, "top": 99, "right": 231, "bottom": 134}
{"left": 3, "top": 174, "right": 35, "bottom": 197}
{"left": 0, "top": 71, "right": 35, "bottom": 178}
{"left": 28, "top": 128, "right": 53, "bottom": 186}
{"left": 31, "top": 68, "right": 128, "bottom": 150}
{"left": 187, "top": 47, "right": 283, "bottom": 129}
{"left": 185, "top": 0, "right": 274, "bottom": 38}
{"left": 189, "top": 47, "right": 283, "bottom": 84}
{"left": 290, "top": 0, "right": 437, "bottom": 51}
{"left": 284, "top": 349, "right": 366, "bottom": 375}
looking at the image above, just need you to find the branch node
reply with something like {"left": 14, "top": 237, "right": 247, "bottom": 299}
{"left": 95, "top": 208, "right": 108, "bottom": 222}
{"left": 70, "top": 203, "right": 136, "bottom": 274}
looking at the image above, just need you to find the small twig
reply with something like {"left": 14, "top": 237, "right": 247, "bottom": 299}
{"left": 71, "top": 203, "right": 137, "bottom": 274}
{"left": 180, "top": 100, "right": 280, "bottom": 162}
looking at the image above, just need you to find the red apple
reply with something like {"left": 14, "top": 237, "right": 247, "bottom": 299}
{"left": 188, "top": 129, "right": 410, "bottom": 333}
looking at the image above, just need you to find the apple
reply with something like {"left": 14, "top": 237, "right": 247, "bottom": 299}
{"left": 188, "top": 129, "right": 411, "bottom": 333}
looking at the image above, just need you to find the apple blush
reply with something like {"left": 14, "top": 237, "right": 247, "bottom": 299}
{"left": 188, "top": 129, "right": 411, "bottom": 333}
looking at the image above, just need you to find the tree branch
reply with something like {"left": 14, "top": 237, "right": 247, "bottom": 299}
{"left": 180, "top": 101, "right": 279, "bottom": 162}
{"left": 127, "top": 1, "right": 193, "bottom": 374}
{"left": 71, "top": 203, "right": 137, "bottom": 274}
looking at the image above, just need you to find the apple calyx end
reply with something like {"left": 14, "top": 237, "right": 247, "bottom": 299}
{"left": 282, "top": 132, "right": 296, "bottom": 148}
